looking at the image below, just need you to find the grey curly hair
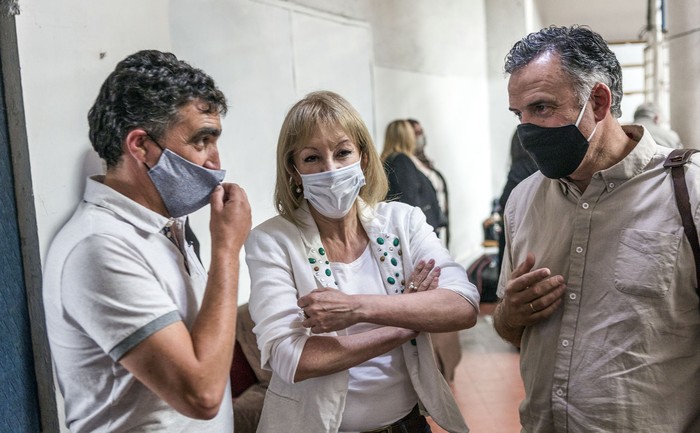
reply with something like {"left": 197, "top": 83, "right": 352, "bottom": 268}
{"left": 505, "top": 25, "right": 623, "bottom": 118}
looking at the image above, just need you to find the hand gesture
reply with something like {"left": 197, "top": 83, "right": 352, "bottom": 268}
{"left": 297, "top": 287, "right": 359, "bottom": 334}
{"left": 209, "top": 183, "right": 251, "bottom": 252}
{"left": 500, "top": 252, "right": 566, "bottom": 328}
{"left": 406, "top": 259, "right": 440, "bottom": 293}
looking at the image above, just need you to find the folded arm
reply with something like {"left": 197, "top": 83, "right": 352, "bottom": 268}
{"left": 298, "top": 287, "right": 476, "bottom": 334}
{"left": 293, "top": 327, "right": 417, "bottom": 382}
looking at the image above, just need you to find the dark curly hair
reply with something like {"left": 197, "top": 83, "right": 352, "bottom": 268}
{"left": 87, "top": 50, "right": 227, "bottom": 168}
{"left": 504, "top": 25, "right": 623, "bottom": 118}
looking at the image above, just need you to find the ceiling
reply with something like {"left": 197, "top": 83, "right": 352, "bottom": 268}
{"left": 535, "top": 0, "right": 650, "bottom": 42}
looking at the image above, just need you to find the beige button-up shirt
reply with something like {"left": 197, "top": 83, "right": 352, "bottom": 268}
{"left": 498, "top": 126, "right": 700, "bottom": 432}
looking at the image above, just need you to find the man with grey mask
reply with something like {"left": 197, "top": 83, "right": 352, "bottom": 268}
{"left": 43, "top": 50, "right": 251, "bottom": 432}
{"left": 494, "top": 26, "right": 700, "bottom": 431}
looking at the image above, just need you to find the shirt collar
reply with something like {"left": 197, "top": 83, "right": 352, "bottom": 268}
{"left": 556, "top": 125, "right": 657, "bottom": 194}
{"left": 83, "top": 175, "right": 182, "bottom": 234}
{"left": 597, "top": 125, "right": 656, "bottom": 185}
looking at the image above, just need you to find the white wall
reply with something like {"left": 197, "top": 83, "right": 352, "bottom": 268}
{"left": 17, "top": 0, "right": 654, "bottom": 306}
{"left": 485, "top": 0, "right": 529, "bottom": 204}
{"left": 15, "top": 3, "right": 173, "bottom": 429}
{"left": 668, "top": 0, "right": 700, "bottom": 148}
{"left": 18, "top": 0, "right": 493, "bottom": 307}
{"left": 16, "top": 0, "right": 172, "bottom": 266}
{"left": 374, "top": 68, "right": 490, "bottom": 265}
{"left": 370, "top": 0, "right": 491, "bottom": 265}
{"left": 169, "top": 0, "right": 376, "bottom": 301}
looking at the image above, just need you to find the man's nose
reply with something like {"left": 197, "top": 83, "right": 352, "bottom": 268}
{"left": 519, "top": 113, "right": 533, "bottom": 124}
{"left": 203, "top": 146, "right": 221, "bottom": 170}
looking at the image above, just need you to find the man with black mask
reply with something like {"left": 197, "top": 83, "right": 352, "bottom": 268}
{"left": 43, "top": 50, "right": 252, "bottom": 432}
{"left": 493, "top": 26, "right": 700, "bottom": 432}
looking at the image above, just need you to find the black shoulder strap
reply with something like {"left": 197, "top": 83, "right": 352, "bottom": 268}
{"left": 184, "top": 217, "right": 202, "bottom": 264}
{"left": 663, "top": 148, "right": 700, "bottom": 296}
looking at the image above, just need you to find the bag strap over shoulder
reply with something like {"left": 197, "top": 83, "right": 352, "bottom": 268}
{"left": 663, "top": 148, "right": 700, "bottom": 297}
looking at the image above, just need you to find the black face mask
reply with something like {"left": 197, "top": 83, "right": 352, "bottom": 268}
{"left": 517, "top": 101, "right": 597, "bottom": 179}
{"left": 517, "top": 123, "right": 590, "bottom": 179}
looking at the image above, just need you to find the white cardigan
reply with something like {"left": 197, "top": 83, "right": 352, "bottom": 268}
{"left": 245, "top": 200, "right": 478, "bottom": 433}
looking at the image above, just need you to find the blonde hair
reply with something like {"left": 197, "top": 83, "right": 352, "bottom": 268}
{"left": 274, "top": 91, "right": 388, "bottom": 226}
{"left": 380, "top": 119, "right": 416, "bottom": 161}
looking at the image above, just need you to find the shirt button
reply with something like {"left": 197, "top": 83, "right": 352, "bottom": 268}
{"left": 609, "top": 182, "right": 615, "bottom": 189}
{"left": 562, "top": 339, "right": 569, "bottom": 347}
{"left": 569, "top": 293, "right": 577, "bottom": 300}
{"left": 556, "top": 389, "right": 564, "bottom": 397}
{"left": 582, "top": 202, "right": 589, "bottom": 209}
{"left": 576, "top": 246, "right": 583, "bottom": 253}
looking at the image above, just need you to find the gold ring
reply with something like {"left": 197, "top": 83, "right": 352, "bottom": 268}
{"left": 529, "top": 302, "right": 536, "bottom": 313}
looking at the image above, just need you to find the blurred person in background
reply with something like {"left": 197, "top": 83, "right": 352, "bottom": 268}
{"left": 381, "top": 119, "right": 462, "bottom": 385}
{"left": 381, "top": 120, "right": 447, "bottom": 237}
{"left": 633, "top": 101, "right": 683, "bottom": 149}
{"left": 407, "top": 118, "right": 451, "bottom": 247}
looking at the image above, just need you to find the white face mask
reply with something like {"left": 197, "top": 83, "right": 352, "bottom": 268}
{"left": 415, "top": 134, "right": 426, "bottom": 152}
{"left": 298, "top": 160, "right": 366, "bottom": 219}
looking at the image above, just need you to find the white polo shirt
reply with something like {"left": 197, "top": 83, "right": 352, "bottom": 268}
{"left": 43, "top": 175, "right": 232, "bottom": 433}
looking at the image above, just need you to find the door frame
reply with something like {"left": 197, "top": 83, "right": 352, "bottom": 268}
{"left": 0, "top": 12, "right": 59, "bottom": 432}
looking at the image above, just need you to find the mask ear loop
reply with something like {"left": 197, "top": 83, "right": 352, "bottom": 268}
{"left": 574, "top": 98, "right": 589, "bottom": 127}
{"left": 575, "top": 92, "right": 598, "bottom": 142}
{"left": 586, "top": 123, "right": 598, "bottom": 142}
{"left": 143, "top": 133, "right": 166, "bottom": 171}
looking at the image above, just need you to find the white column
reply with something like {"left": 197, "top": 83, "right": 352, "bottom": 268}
{"left": 485, "top": 0, "right": 529, "bottom": 195}
{"left": 668, "top": 0, "right": 700, "bottom": 148}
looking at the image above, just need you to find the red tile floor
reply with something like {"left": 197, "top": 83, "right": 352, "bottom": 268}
{"left": 427, "top": 303, "right": 524, "bottom": 433}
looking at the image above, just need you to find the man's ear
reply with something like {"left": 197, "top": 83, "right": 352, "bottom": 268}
{"left": 590, "top": 83, "right": 612, "bottom": 122}
{"left": 124, "top": 129, "right": 150, "bottom": 163}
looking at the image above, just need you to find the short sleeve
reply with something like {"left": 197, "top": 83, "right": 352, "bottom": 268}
{"left": 61, "top": 234, "right": 181, "bottom": 361}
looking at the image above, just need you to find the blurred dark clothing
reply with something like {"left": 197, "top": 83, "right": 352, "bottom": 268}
{"left": 498, "top": 132, "right": 538, "bottom": 272}
{"left": 414, "top": 154, "right": 450, "bottom": 247}
{"left": 384, "top": 152, "right": 447, "bottom": 234}
{"left": 184, "top": 217, "right": 201, "bottom": 261}
{"left": 499, "top": 132, "right": 538, "bottom": 212}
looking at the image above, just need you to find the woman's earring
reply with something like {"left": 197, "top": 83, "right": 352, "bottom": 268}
{"left": 290, "top": 175, "right": 302, "bottom": 194}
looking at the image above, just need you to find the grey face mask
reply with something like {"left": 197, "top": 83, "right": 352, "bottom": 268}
{"left": 146, "top": 147, "right": 226, "bottom": 218}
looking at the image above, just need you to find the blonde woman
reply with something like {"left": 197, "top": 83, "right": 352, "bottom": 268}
{"left": 245, "top": 91, "right": 479, "bottom": 433}
{"left": 381, "top": 120, "right": 447, "bottom": 235}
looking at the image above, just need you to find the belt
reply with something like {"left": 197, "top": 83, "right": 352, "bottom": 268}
{"left": 360, "top": 405, "right": 428, "bottom": 433}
